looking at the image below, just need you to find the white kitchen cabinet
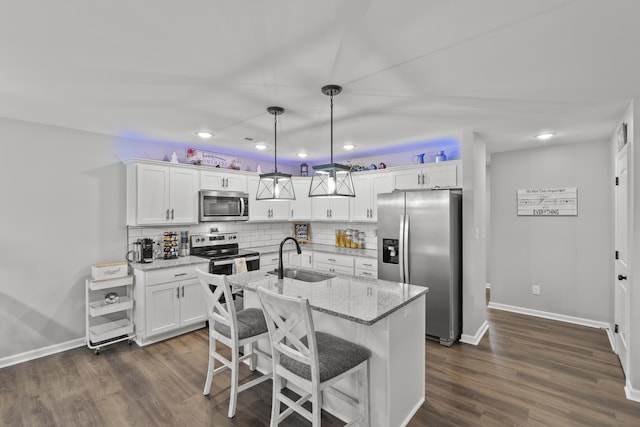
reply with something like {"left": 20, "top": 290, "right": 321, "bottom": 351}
{"left": 247, "top": 176, "right": 290, "bottom": 221}
{"left": 289, "top": 178, "right": 312, "bottom": 220}
{"left": 392, "top": 162, "right": 459, "bottom": 190}
{"left": 201, "top": 170, "right": 248, "bottom": 192}
{"left": 311, "top": 197, "right": 350, "bottom": 221}
{"left": 85, "top": 275, "right": 135, "bottom": 354}
{"left": 313, "top": 252, "right": 354, "bottom": 275}
{"left": 288, "top": 250, "right": 313, "bottom": 268}
{"left": 350, "top": 172, "right": 393, "bottom": 221}
{"left": 261, "top": 253, "right": 281, "bottom": 271}
{"left": 132, "top": 264, "right": 207, "bottom": 346}
{"left": 354, "top": 256, "right": 378, "bottom": 279}
{"left": 126, "top": 161, "right": 199, "bottom": 226}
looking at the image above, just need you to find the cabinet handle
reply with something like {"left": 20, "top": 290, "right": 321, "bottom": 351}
{"left": 171, "top": 209, "right": 174, "bottom": 220}
{"left": 363, "top": 272, "right": 372, "bottom": 276}
{"left": 363, "top": 263, "right": 372, "bottom": 267}
{"left": 417, "top": 174, "right": 421, "bottom": 185}
{"left": 166, "top": 209, "right": 170, "bottom": 220}
{"left": 291, "top": 209, "right": 294, "bottom": 217}
{"left": 329, "top": 209, "right": 333, "bottom": 218}
{"left": 181, "top": 286, "right": 185, "bottom": 297}
{"left": 174, "top": 272, "right": 187, "bottom": 277}
{"left": 176, "top": 287, "right": 180, "bottom": 298}
{"left": 328, "top": 258, "right": 336, "bottom": 262}
{"left": 422, "top": 174, "right": 426, "bottom": 185}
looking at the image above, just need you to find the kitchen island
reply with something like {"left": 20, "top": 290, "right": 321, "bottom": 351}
{"left": 227, "top": 267, "right": 427, "bottom": 427}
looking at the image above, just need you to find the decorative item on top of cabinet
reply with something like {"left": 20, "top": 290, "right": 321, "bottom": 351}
{"left": 85, "top": 268, "right": 135, "bottom": 355}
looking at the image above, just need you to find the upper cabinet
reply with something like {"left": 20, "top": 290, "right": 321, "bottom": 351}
{"left": 126, "top": 161, "right": 199, "bottom": 226}
{"left": 200, "top": 170, "right": 247, "bottom": 192}
{"left": 289, "top": 178, "right": 312, "bottom": 220}
{"left": 391, "top": 162, "right": 460, "bottom": 190}
{"left": 350, "top": 172, "right": 393, "bottom": 222}
{"left": 311, "top": 196, "right": 350, "bottom": 221}
{"left": 247, "top": 176, "right": 290, "bottom": 221}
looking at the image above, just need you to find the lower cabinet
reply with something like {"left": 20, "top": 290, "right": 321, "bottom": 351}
{"left": 288, "top": 250, "right": 313, "bottom": 268}
{"left": 313, "top": 252, "right": 354, "bottom": 275}
{"left": 354, "top": 257, "right": 378, "bottom": 279}
{"left": 133, "top": 264, "right": 208, "bottom": 346}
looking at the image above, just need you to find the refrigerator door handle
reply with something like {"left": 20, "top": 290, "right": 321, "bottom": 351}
{"left": 403, "top": 214, "right": 410, "bottom": 283}
{"left": 399, "top": 214, "right": 406, "bottom": 283}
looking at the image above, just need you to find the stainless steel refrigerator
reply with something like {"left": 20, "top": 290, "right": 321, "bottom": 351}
{"left": 377, "top": 189, "right": 462, "bottom": 346}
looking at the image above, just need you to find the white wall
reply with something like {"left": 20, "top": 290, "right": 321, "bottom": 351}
{"left": 460, "top": 132, "right": 488, "bottom": 339}
{"left": 0, "top": 118, "right": 128, "bottom": 360}
{"left": 489, "top": 140, "right": 613, "bottom": 322}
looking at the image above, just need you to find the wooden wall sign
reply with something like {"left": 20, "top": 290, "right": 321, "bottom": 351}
{"left": 517, "top": 187, "right": 577, "bottom": 216}
{"left": 293, "top": 223, "right": 310, "bottom": 243}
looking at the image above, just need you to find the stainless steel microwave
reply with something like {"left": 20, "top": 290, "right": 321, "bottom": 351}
{"left": 199, "top": 190, "right": 249, "bottom": 222}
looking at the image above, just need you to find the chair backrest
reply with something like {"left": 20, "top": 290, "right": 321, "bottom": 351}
{"left": 196, "top": 268, "right": 238, "bottom": 336}
{"left": 256, "top": 286, "right": 320, "bottom": 382}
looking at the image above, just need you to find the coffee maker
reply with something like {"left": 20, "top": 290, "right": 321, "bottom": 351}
{"left": 141, "top": 238, "right": 155, "bottom": 263}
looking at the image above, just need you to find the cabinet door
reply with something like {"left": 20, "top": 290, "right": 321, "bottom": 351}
{"left": 349, "top": 175, "right": 373, "bottom": 221}
{"left": 370, "top": 174, "right": 393, "bottom": 221}
{"left": 329, "top": 198, "right": 350, "bottom": 221}
{"left": 270, "top": 200, "right": 290, "bottom": 220}
{"left": 169, "top": 167, "right": 199, "bottom": 224}
{"left": 138, "top": 164, "right": 170, "bottom": 224}
{"left": 311, "top": 198, "right": 350, "bottom": 221}
{"left": 290, "top": 178, "right": 312, "bottom": 220}
{"left": 392, "top": 167, "right": 423, "bottom": 190}
{"left": 424, "top": 164, "right": 457, "bottom": 188}
{"left": 200, "top": 171, "right": 226, "bottom": 190}
{"left": 146, "top": 282, "right": 180, "bottom": 336}
{"left": 179, "top": 278, "right": 207, "bottom": 326}
{"left": 247, "top": 177, "right": 271, "bottom": 220}
{"left": 311, "top": 197, "right": 332, "bottom": 220}
{"left": 288, "top": 250, "right": 313, "bottom": 268}
{"left": 224, "top": 174, "right": 248, "bottom": 192}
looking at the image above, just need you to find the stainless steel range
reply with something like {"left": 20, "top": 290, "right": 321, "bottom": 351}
{"left": 190, "top": 232, "right": 260, "bottom": 275}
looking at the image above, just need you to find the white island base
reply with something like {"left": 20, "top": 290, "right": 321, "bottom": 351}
{"left": 244, "top": 291, "right": 426, "bottom": 427}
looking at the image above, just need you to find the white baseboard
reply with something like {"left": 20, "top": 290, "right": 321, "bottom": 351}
{"left": 460, "top": 320, "right": 489, "bottom": 346}
{"left": 488, "top": 302, "right": 611, "bottom": 333}
{"left": 0, "top": 337, "right": 85, "bottom": 369}
{"left": 625, "top": 380, "right": 640, "bottom": 402}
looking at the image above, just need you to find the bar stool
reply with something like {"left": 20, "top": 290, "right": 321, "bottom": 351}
{"left": 196, "top": 268, "right": 271, "bottom": 418}
{"left": 256, "top": 286, "right": 371, "bottom": 426}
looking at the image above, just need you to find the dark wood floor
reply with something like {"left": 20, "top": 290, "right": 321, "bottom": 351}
{"left": 2, "top": 303, "right": 639, "bottom": 426}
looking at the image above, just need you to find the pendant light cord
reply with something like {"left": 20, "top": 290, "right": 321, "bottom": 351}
{"left": 273, "top": 112, "right": 278, "bottom": 174}
{"left": 330, "top": 94, "right": 334, "bottom": 164}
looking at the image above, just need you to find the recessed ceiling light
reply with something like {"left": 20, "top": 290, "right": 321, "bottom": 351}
{"left": 535, "top": 132, "right": 556, "bottom": 140}
{"left": 255, "top": 143, "right": 267, "bottom": 150}
{"left": 196, "top": 131, "right": 213, "bottom": 139}
{"left": 298, "top": 153, "right": 308, "bottom": 158}
{"left": 343, "top": 144, "right": 355, "bottom": 150}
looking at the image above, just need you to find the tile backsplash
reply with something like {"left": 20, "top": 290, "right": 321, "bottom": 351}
{"left": 127, "top": 221, "right": 378, "bottom": 254}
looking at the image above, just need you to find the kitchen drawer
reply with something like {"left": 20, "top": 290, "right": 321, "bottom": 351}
{"left": 144, "top": 265, "right": 198, "bottom": 286}
{"left": 354, "top": 257, "right": 376, "bottom": 271}
{"left": 261, "top": 254, "right": 280, "bottom": 270}
{"left": 355, "top": 268, "right": 378, "bottom": 279}
{"left": 314, "top": 263, "right": 354, "bottom": 276}
{"left": 313, "top": 252, "right": 354, "bottom": 268}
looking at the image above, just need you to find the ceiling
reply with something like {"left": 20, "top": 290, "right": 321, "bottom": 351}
{"left": 2, "top": 0, "right": 639, "bottom": 164}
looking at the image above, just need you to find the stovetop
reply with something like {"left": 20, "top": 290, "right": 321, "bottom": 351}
{"left": 190, "top": 233, "right": 259, "bottom": 260}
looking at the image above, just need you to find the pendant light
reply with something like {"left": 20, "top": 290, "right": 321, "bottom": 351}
{"left": 308, "top": 84, "right": 355, "bottom": 197}
{"left": 256, "top": 106, "right": 296, "bottom": 200}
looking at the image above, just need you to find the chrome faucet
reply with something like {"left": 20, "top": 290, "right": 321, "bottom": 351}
{"left": 278, "top": 237, "right": 302, "bottom": 279}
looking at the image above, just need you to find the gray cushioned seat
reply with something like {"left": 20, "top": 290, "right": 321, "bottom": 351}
{"left": 280, "top": 332, "right": 371, "bottom": 382}
{"left": 214, "top": 308, "right": 268, "bottom": 339}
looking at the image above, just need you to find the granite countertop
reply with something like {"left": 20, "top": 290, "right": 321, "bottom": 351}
{"left": 253, "top": 243, "right": 377, "bottom": 259}
{"left": 227, "top": 267, "right": 427, "bottom": 326}
{"left": 129, "top": 255, "right": 209, "bottom": 271}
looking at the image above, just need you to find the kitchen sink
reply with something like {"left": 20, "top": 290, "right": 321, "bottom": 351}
{"left": 268, "top": 268, "right": 335, "bottom": 282}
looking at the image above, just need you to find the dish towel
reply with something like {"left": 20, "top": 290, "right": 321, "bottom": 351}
{"left": 233, "top": 257, "right": 248, "bottom": 274}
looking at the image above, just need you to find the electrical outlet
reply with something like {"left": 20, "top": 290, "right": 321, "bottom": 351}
{"left": 532, "top": 285, "right": 541, "bottom": 295}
